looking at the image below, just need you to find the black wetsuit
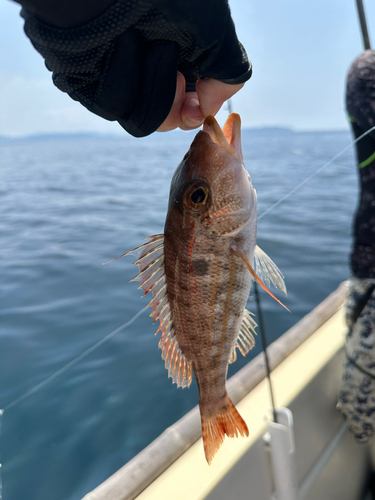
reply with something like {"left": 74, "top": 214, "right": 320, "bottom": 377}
{"left": 347, "top": 50, "right": 375, "bottom": 279}
{"left": 16, "top": 0, "right": 252, "bottom": 137}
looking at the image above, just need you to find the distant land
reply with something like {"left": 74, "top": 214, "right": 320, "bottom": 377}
{"left": 0, "top": 132, "right": 123, "bottom": 141}
{"left": 0, "top": 126, "right": 349, "bottom": 141}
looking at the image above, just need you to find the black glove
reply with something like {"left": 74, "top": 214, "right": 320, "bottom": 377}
{"left": 20, "top": 0, "right": 252, "bottom": 137}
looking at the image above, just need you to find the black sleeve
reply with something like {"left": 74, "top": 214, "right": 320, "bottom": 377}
{"left": 346, "top": 51, "right": 375, "bottom": 279}
{"left": 18, "top": 0, "right": 252, "bottom": 137}
{"left": 346, "top": 51, "right": 375, "bottom": 139}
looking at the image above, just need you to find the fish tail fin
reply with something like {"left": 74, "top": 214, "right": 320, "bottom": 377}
{"left": 200, "top": 396, "right": 249, "bottom": 464}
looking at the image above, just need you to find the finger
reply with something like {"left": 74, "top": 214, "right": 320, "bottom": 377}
{"left": 180, "top": 92, "right": 205, "bottom": 130}
{"left": 196, "top": 78, "right": 244, "bottom": 118}
{"left": 157, "top": 71, "right": 186, "bottom": 132}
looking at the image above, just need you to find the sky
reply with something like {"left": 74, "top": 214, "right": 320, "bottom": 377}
{"left": 0, "top": 0, "right": 374, "bottom": 137}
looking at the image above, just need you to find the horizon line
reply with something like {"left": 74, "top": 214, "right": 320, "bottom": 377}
{"left": 0, "top": 126, "right": 350, "bottom": 141}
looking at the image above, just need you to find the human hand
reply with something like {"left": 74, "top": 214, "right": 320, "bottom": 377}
{"left": 21, "top": 0, "right": 251, "bottom": 137}
{"left": 157, "top": 72, "right": 244, "bottom": 132}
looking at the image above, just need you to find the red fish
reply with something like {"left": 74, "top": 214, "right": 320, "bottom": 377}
{"left": 120, "top": 114, "right": 287, "bottom": 463}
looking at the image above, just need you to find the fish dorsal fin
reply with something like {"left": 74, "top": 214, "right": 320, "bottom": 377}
{"left": 229, "top": 309, "right": 257, "bottom": 364}
{"left": 230, "top": 243, "right": 290, "bottom": 312}
{"left": 125, "top": 235, "right": 192, "bottom": 389}
{"left": 254, "top": 245, "right": 287, "bottom": 296}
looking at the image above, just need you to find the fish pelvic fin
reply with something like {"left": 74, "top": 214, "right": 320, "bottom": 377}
{"left": 229, "top": 308, "right": 257, "bottom": 364}
{"left": 201, "top": 396, "right": 249, "bottom": 464}
{"left": 231, "top": 243, "right": 290, "bottom": 312}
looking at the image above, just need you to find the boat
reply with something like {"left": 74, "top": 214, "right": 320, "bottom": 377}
{"left": 82, "top": 7, "right": 375, "bottom": 497}
{"left": 82, "top": 281, "right": 375, "bottom": 500}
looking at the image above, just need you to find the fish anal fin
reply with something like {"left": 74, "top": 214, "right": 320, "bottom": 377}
{"left": 254, "top": 245, "right": 287, "bottom": 295}
{"left": 231, "top": 244, "right": 290, "bottom": 312}
{"left": 201, "top": 396, "right": 249, "bottom": 464}
{"left": 229, "top": 309, "right": 257, "bottom": 364}
{"left": 159, "top": 330, "right": 192, "bottom": 389}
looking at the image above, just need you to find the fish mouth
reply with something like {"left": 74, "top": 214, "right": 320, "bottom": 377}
{"left": 203, "top": 113, "right": 244, "bottom": 164}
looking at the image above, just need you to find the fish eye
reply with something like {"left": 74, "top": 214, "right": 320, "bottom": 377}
{"left": 183, "top": 181, "right": 209, "bottom": 210}
{"left": 191, "top": 188, "right": 206, "bottom": 205}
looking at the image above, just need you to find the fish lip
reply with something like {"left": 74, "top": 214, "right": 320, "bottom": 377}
{"left": 203, "top": 116, "right": 234, "bottom": 154}
{"left": 203, "top": 114, "right": 243, "bottom": 164}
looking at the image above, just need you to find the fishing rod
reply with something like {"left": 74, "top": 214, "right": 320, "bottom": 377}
{"left": 356, "top": 0, "right": 371, "bottom": 50}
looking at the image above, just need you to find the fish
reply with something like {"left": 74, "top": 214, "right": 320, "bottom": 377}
{"left": 115, "top": 113, "right": 287, "bottom": 464}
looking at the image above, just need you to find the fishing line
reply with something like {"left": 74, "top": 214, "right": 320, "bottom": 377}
{"left": 252, "top": 125, "right": 375, "bottom": 422}
{"left": 3, "top": 125, "right": 369, "bottom": 414}
{"left": 1, "top": 119, "right": 373, "bottom": 479}
{"left": 254, "top": 283, "right": 278, "bottom": 423}
{"left": 1, "top": 306, "right": 148, "bottom": 413}
{"left": 258, "top": 125, "right": 375, "bottom": 221}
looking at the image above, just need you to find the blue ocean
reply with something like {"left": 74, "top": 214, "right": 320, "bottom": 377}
{"left": 0, "top": 128, "right": 357, "bottom": 500}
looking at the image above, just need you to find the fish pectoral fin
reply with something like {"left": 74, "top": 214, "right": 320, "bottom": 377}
{"left": 159, "top": 330, "right": 193, "bottom": 389}
{"left": 230, "top": 243, "right": 290, "bottom": 312}
{"left": 229, "top": 309, "right": 257, "bottom": 364}
{"left": 254, "top": 245, "right": 287, "bottom": 295}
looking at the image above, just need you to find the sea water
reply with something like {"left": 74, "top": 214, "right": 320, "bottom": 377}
{"left": 0, "top": 129, "right": 357, "bottom": 500}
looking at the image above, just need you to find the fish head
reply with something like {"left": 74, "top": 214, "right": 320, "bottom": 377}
{"left": 166, "top": 113, "right": 256, "bottom": 237}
